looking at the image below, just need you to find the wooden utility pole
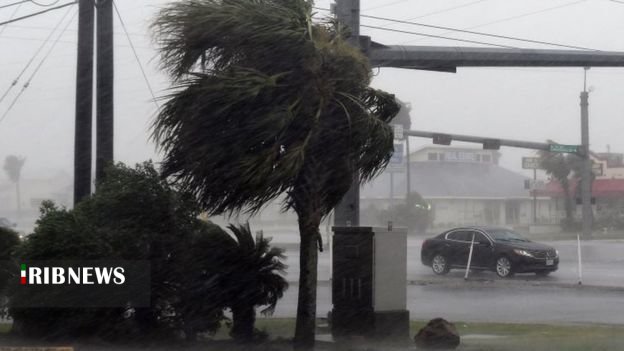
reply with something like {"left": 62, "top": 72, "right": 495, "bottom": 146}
{"left": 96, "top": 0, "right": 114, "bottom": 182}
{"left": 74, "top": 0, "right": 95, "bottom": 205}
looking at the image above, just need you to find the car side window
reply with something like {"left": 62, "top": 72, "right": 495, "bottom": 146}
{"left": 447, "top": 230, "right": 470, "bottom": 242}
{"left": 471, "top": 231, "right": 489, "bottom": 245}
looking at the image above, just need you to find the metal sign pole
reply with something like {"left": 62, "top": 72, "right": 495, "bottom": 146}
{"left": 464, "top": 233, "right": 475, "bottom": 280}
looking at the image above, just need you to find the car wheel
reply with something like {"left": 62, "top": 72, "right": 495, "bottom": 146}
{"left": 536, "top": 271, "right": 551, "bottom": 277}
{"left": 431, "top": 254, "right": 450, "bottom": 275}
{"left": 495, "top": 256, "right": 513, "bottom": 278}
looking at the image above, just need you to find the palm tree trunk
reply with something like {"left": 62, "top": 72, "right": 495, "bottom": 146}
{"left": 562, "top": 180, "right": 573, "bottom": 222}
{"left": 15, "top": 181, "right": 21, "bottom": 222}
{"left": 294, "top": 205, "right": 321, "bottom": 349}
{"left": 231, "top": 304, "right": 255, "bottom": 342}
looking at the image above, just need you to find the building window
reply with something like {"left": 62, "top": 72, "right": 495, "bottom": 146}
{"left": 428, "top": 153, "right": 438, "bottom": 161}
{"left": 475, "top": 154, "right": 481, "bottom": 162}
{"left": 439, "top": 153, "right": 445, "bottom": 161}
{"left": 482, "top": 155, "right": 491, "bottom": 163}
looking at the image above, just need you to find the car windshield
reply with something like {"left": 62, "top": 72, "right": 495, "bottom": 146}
{"left": 488, "top": 229, "right": 530, "bottom": 243}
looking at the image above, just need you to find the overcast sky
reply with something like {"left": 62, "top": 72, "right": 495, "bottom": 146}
{"left": 2, "top": 0, "right": 624, "bottom": 183}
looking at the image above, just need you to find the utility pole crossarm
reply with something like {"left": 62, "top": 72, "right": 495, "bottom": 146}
{"left": 369, "top": 45, "right": 624, "bottom": 70}
{"left": 405, "top": 129, "right": 552, "bottom": 152}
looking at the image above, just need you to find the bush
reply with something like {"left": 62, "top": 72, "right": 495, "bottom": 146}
{"left": 7, "top": 162, "right": 219, "bottom": 340}
{"left": 6, "top": 162, "right": 287, "bottom": 342}
{"left": 0, "top": 226, "right": 20, "bottom": 318}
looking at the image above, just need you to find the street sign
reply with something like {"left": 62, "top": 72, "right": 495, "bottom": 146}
{"left": 549, "top": 144, "right": 579, "bottom": 153}
{"left": 389, "top": 142, "right": 405, "bottom": 172}
{"left": 522, "top": 157, "right": 542, "bottom": 169}
{"left": 393, "top": 124, "right": 404, "bottom": 140}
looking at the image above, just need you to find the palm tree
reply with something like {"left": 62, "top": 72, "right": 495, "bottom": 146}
{"left": 225, "top": 224, "right": 288, "bottom": 342}
{"left": 538, "top": 142, "right": 587, "bottom": 226}
{"left": 3, "top": 156, "right": 26, "bottom": 221}
{"left": 176, "top": 222, "right": 287, "bottom": 342}
{"left": 151, "top": 0, "right": 399, "bottom": 347}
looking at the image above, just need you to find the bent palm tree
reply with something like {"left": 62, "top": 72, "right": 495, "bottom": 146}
{"left": 152, "top": 0, "right": 399, "bottom": 346}
{"left": 3, "top": 156, "right": 25, "bottom": 221}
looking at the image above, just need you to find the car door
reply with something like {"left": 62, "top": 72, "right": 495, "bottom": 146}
{"left": 467, "top": 230, "right": 494, "bottom": 269}
{"left": 445, "top": 230, "right": 472, "bottom": 267}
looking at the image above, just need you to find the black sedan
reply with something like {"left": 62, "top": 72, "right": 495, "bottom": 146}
{"left": 421, "top": 226, "right": 559, "bottom": 278}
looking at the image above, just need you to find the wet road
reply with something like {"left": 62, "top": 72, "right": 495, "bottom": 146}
{"left": 272, "top": 237, "right": 624, "bottom": 324}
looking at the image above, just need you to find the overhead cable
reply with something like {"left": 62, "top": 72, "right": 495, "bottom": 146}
{"left": 0, "top": 9, "right": 77, "bottom": 124}
{"left": 0, "top": 5, "right": 73, "bottom": 105}
{"left": 0, "top": 1, "right": 76, "bottom": 27}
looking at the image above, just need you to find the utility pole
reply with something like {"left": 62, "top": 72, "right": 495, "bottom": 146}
{"left": 580, "top": 68, "right": 592, "bottom": 239}
{"left": 333, "top": 0, "right": 361, "bottom": 226}
{"left": 74, "top": 0, "right": 95, "bottom": 205}
{"left": 96, "top": 0, "right": 114, "bottom": 183}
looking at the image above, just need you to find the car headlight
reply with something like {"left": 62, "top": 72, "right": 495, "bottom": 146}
{"left": 555, "top": 250, "right": 559, "bottom": 258}
{"left": 513, "top": 249, "right": 534, "bottom": 258}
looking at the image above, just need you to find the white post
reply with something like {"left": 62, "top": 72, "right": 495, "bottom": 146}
{"left": 577, "top": 234, "right": 583, "bottom": 285}
{"left": 464, "top": 233, "right": 475, "bottom": 280}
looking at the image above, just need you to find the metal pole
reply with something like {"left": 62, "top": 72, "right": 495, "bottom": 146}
{"left": 464, "top": 233, "right": 475, "bottom": 280}
{"left": 74, "top": 0, "right": 95, "bottom": 205}
{"left": 533, "top": 168, "right": 537, "bottom": 224}
{"left": 577, "top": 234, "right": 583, "bottom": 285}
{"left": 406, "top": 136, "right": 411, "bottom": 198}
{"left": 580, "top": 68, "right": 592, "bottom": 240}
{"left": 390, "top": 172, "right": 394, "bottom": 221}
{"left": 96, "top": 0, "right": 114, "bottom": 183}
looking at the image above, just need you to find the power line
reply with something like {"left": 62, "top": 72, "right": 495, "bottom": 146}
{"left": 400, "top": 0, "right": 588, "bottom": 45}
{"left": 30, "top": 0, "right": 63, "bottom": 6}
{"left": 362, "top": 0, "right": 408, "bottom": 12}
{"left": 0, "top": 0, "right": 22, "bottom": 36}
{"left": 0, "top": 1, "right": 76, "bottom": 27}
{"left": 0, "top": 8, "right": 77, "bottom": 125}
{"left": 113, "top": 1, "right": 159, "bottom": 109}
{"left": 360, "top": 13, "right": 598, "bottom": 51}
{"left": 390, "top": 0, "right": 489, "bottom": 22}
{"left": 0, "top": 0, "right": 28, "bottom": 10}
{"left": 0, "top": 5, "right": 72, "bottom": 105}
{"left": 360, "top": 24, "right": 519, "bottom": 49}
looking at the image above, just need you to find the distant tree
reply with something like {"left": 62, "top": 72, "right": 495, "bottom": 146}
{"left": 538, "top": 142, "right": 597, "bottom": 228}
{"left": 3, "top": 156, "right": 25, "bottom": 220}
{"left": 151, "top": 0, "right": 399, "bottom": 346}
{"left": 377, "top": 192, "right": 432, "bottom": 233}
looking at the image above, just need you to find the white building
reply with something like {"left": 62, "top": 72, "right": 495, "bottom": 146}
{"left": 361, "top": 146, "right": 556, "bottom": 230}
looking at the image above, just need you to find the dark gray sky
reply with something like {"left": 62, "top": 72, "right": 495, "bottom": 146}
{"left": 2, "top": 0, "right": 624, "bottom": 181}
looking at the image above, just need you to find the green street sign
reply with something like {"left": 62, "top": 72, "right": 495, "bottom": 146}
{"left": 549, "top": 144, "right": 579, "bottom": 153}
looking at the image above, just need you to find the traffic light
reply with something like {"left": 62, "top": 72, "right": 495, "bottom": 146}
{"left": 432, "top": 133, "right": 452, "bottom": 145}
{"left": 483, "top": 139, "right": 501, "bottom": 150}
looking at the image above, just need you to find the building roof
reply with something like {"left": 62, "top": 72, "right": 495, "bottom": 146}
{"left": 361, "top": 161, "right": 531, "bottom": 200}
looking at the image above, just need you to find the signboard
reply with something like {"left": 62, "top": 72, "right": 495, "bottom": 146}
{"left": 549, "top": 144, "right": 579, "bottom": 153}
{"left": 393, "top": 124, "right": 404, "bottom": 140}
{"left": 522, "top": 157, "right": 542, "bottom": 170}
{"left": 388, "top": 142, "right": 405, "bottom": 172}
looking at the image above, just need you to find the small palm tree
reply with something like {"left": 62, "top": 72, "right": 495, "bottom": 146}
{"left": 225, "top": 224, "right": 288, "bottom": 342}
